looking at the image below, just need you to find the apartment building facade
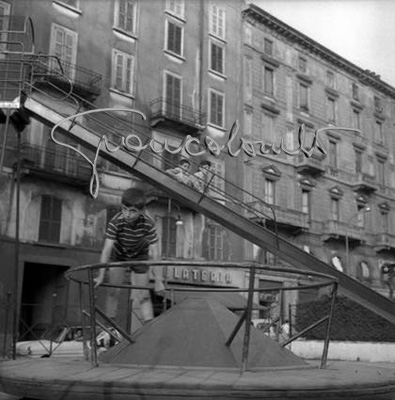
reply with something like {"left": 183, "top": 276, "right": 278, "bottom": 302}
{"left": 0, "top": 0, "right": 247, "bottom": 345}
{"left": 242, "top": 4, "right": 395, "bottom": 311}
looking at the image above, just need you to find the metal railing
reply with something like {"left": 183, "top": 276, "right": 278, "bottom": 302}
{"left": 150, "top": 97, "right": 206, "bottom": 128}
{"left": 20, "top": 143, "right": 92, "bottom": 183}
{"left": 65, "top": 260, "right": 338, "bottom": 371}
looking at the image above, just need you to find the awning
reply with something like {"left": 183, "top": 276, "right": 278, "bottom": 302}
{"left": 165, "top": 288, "right": 262, "bottom": 310}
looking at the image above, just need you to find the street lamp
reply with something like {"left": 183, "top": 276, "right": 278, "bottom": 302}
{"left": 345, "top": 206, "right": 371, "bottom": 269}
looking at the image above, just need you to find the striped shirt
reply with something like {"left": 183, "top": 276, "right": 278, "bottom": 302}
{"left": 106, "top": 212, "right": 158, "bottom": 261}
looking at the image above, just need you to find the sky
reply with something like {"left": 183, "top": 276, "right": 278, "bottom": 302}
{"left": 252, "top": 0, "right": 395, "bottom": 87}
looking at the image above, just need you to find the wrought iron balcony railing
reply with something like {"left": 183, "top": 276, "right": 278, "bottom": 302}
{"left": 352, "top": 172, "right": 377, "bottom": 193}
{"left": 150, "top": 97, "right": 206, "bottom": 132}
{"left": 20, "top": 143, "right": 91, "bottom": 185}
{"left": 323, "top": 220, "right": 365, "bottom": 242}
{"left": 375, "top": 232, "right": 395, "bottom": 250}
{"left": 296, "top": 153, "right": 325, "bottom": 176}
{"left": 27, "top": 55, "right": 102, "bottom": 99}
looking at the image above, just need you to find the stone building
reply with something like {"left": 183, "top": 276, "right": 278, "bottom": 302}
{"left": 242, "top": 4, "right": 395, "bottom": 316}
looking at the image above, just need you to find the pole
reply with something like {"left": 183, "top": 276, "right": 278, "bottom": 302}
{"left": 345, "top": 232, "right": 349, "bottom": 269}
{"left": 0, "top": 109, "right": 11, "bottom": 175}
{"left": 12, "top": 130, "right": 21, "bottom": 359}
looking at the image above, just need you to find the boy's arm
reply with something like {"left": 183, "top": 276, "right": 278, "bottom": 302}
{"left": 149, "top": 241, "right": 165, "bottom": 295}
{"left": 94, "top": 238, "right": 115, "bottom": 288}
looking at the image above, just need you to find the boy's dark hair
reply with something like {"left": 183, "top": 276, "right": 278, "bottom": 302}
{"left": 199, "top": 160, "right": 211, "bottom": 168}
{"left": 179, "top": 158, "right": 191, "bottom": 167}
{"left": 122, "top": 188, "right": 146, "bottom": 208}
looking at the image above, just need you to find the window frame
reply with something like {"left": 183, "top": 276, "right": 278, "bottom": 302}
{"left": 207, "top": 223, "right": 224, "bottom": 260}
{"left": 209, "top": 4, "right": 226, "bottom": 39}
{"left": 330, "top": 197, "right": 340, "bottom": 221}
{"left": 263, "top": 65, "right": 274, "bottom": 97}
{"left": 208, "top": 88, "right": 225, "bottom": 128}
{"left": 352, "top": 82, "right": 359, "bottom": 101}
{"left": 165, "top": 19, "right": 184, "bottom": 57}
{"left": 165, "top": 0, "right": 185, "bottom": 19}
{"left": 114, "top": 0, "right": 137, "bottom": 35}
{"left": 264, "top": 178, "right": 275, "bottom": 205}
{"left": 326, "top": 70, "right": 335, "bottom": 89}
{"left": 39, "top": 195, "right": 62, "bottom": 243}
{"left": 264, "top": 38, "right": 273, "bottom": 56}
{"left": 326, "top": 97, "right": 336, "bottom": 123}
{"left": 111, "top": 49, "right": 135, "bottom": 95}
{"left": 163, "top": 70, "right": 182, "bottom": 119}
{"left": 49, "top": 23, "right": 78, "bottom": 79}
{"left": 209, "top": 39, "right": 225, "bottom": 75}
{"left": 299, "top": 82, "right": 309, "bottom": 111}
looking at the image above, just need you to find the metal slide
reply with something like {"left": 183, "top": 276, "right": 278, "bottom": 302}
{"left": 23, "top": 89, "right": 395, "bottom": 324}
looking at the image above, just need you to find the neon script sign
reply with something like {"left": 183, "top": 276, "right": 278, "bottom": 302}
{"left": 50, "top": 108, "right": 359, "bottom": 198}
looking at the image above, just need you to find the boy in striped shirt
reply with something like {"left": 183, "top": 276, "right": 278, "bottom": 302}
{"left": 94, "top": 188, "right": 164, "bottom": 324}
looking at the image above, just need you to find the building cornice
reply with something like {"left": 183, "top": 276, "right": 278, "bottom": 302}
{"left": 243, "top": 4, "right": 395, "bottom": 99}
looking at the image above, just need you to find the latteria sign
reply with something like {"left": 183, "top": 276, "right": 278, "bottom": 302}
{"left": 166, "top": 265, "right": 233, "bottom": 286}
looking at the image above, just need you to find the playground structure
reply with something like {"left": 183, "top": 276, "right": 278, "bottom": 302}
{"left": 2, "top": 13, "right": 395, "bottom": 400}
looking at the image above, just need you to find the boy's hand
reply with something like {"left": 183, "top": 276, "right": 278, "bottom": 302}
{"left": 154, "top": 279, "right": 166, "bottom": 296}
{"left": 94, "top": 272, "right": 105, "bottom": 288}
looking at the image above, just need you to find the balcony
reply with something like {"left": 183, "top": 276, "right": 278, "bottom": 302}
{"left": 322, "top": 220, "right": 365, "bottom": 244}
{"left": 246, "top": 202, "right": 309, "bottom": 234}
{"left": 374, "top": 232, "right": 395, "bottom": 253}
{"left": 20, "top": 143, "right": 91, "bottom": 187}
{"left": 27, "top": 55, "right": 102, "bottom": 100}
{"left": 352, "top": 172, "right": 377, "bottom": 194}
{"left": 150, "top": 97, "right": 206, "bottom": 134}
{"left": 295, "top": 153, "right": 325, "bottom": 176}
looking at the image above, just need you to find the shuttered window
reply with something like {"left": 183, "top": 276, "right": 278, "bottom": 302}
{"left": 39, "top": 196, "right": 62, "bottom": 243}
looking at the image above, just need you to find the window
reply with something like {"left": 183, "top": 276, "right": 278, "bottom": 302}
{"left": 327, "top": 98, "right": 336, "bottom": 123}
{"left": 302, "top": 189, "right": 311, "bottom": 217}
{"left": 329, "top": 141, "right": 337, "bottom": 168}
{"left": 244, "top": 110, "right": 252, "bottom": 137}
{"left": 49, "top": 24, "right": 78, "bottom": 78}
{"left": 355, "top": 150, "right": 362, "bottom": 173}
{"left": 166, "top": 20, "right": 183, "bottom": 56}
{"left": 352, "top": 109, "right": 360, "bottom": 130}
{"left": 326, "top": 71, "right": 335, "bottom": 89}
{"left": 166, "top": 0, "right": 184, "bottom": 18}
{"left": 244, "top": 56, "right": 252, "bottom": 103}
{"left": 375, "top": 120, "right": 383, "bottom": 144}
{"left": 299, "top": 56, "right": 307, "bottom": 73}
{"left": 377, "top": 159, "right": 385, "bottom": 186}
{"left": 112, "top": 50, "right": 134, "bottom": 94}
{"left": 357, "top": 205, "right": 366, "bottom": 228}
{"left": 374, "top": 96, "right": 383, "bottom": 113}
{"left": 299, "top": 83, "right": 309, "bottom": 111}
{"left": 210, "top": 4, "right": 225, "bottom": 39}
{"left": 164, "top": 72, "right": 182, "bottom": 118}
{"left": 381, "top": 211, "right": 389, "bottom": 233}
{"left": 352, "top": 83, "right": 359, "bottom": 101}
{"left": 331, "top": 198, "right": 339, "bottom": 221}
{"left": 260, "top": 113, "right": 275, "bottom": 142}
{"left": 209, "top": 89, "right": 224, "bottom": 127}
{"left": 263, "top": 66, "right": 274, "bottom": 96}
{"left": 39, "top": 195, "right": 62, "bottom": 243}
{"left": 210, "top": 159, "right": 225, "bottom": 193}
{"left": 264, "top": 179, "right": 275, "bottom": 205}
{"left": 210, "top": 40, "right": 224, "bottom": 74}
{"left": 207, "top": 224, "right": 224, "bottom": 260}
{"left": 114, "top": 0, "right": 136, "bottom": 34}
{"left": 162, "top": 216, "right": 177, "bottom": 258}
{"left": 264, "top": 38, "right": 273, "bottom": 56}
